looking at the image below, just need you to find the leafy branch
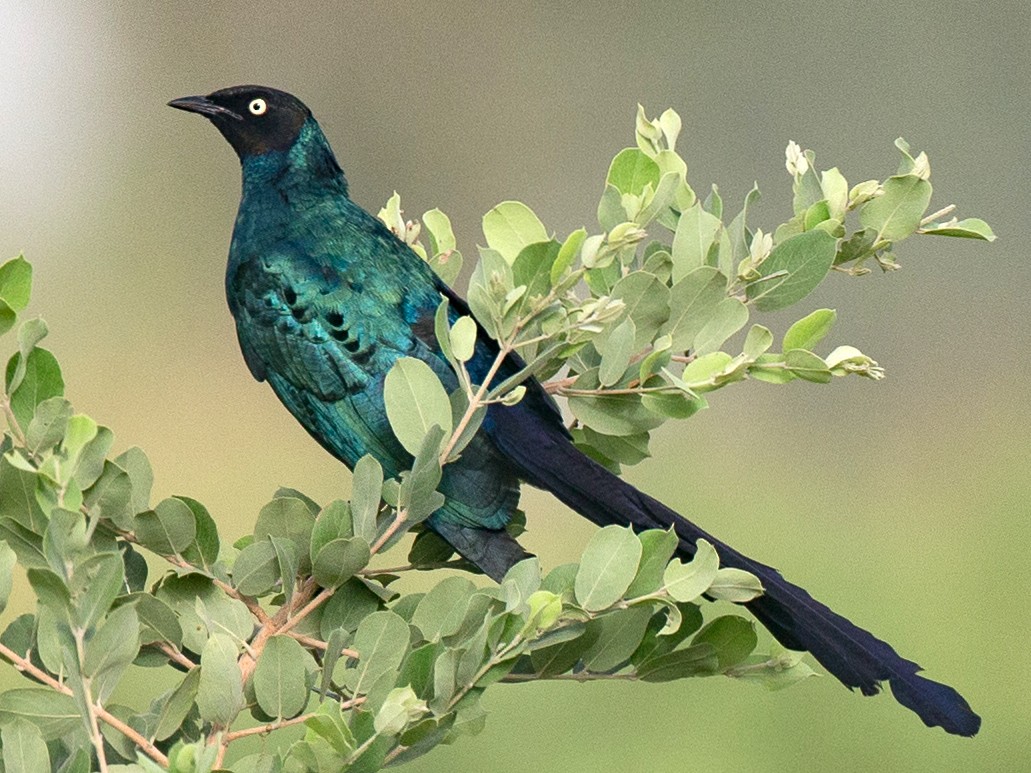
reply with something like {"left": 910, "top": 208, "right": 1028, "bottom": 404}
{"left": 0, "top": 105, "right": 992, "bottom": 771}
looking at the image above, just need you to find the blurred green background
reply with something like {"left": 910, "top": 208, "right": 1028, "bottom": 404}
{"left": 2, "top": 1, "right": 1028, "bottom": 770}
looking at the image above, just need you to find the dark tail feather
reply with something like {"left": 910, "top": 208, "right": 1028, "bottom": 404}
{"left": 492, "top": 416, "right": 980, "bottom": 737}
{"left": 430, "top": 518, "right": 531, "bottom": 582}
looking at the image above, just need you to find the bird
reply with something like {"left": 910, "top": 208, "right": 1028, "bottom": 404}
{"left": 169, "top": 85, "right": 980, "bottom": 737}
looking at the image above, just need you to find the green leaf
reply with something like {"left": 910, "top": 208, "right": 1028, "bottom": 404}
{"left": 155, "top": 574, "right": 252, "bottom": 652}
{"left": 568, "top": 391, "right": 665, "bottom": 437}
{"left": 512, "top": 240, "right": 560, "bottom": 312}
{"left": 708, "top": 567, "right": 764, "bottom": 602}
{"left": 113, "top": 446, "right": 153, "bottom": 515}
{"left": 320, "top": 578, "right": 383, "bottom": 638}
{"left": 5, "top": 348, "right": 63, "bottom": 430}
{"left": 83, "top": 603, "right": 140, "bottom": 701}
{"left": 304, "top": 700, "right": 356, "bottom": 756}
{"left": 71, "top": 423, "right": 113, "bottom": 490}
{"left": 384, "top": 357, "right": 452, "bottom": 456}
{"left": 860, "top": 174, "right": 932, "bottom": 241}
{"left": 596, "top": 184, "right": 626, "bottom": 231}
{"left": 783, "top": 309, "right": 837, "bottom": 352}
{"left": 423, "top": 208, "right": 456, "bottom": 254}
{"left": 0, "top": 299, "right": 15, "bottom": 337}
{"left": 197, "top": 633, "right": 244, "bottom": 725}
{"left": 271, "top": 535, "right": 300, "bottom": 604}
{"left": 255, "top": 496, "right": 316, "bottom": 573}
{"left": 920, "top": 217, "right": 996, "bottom": 241}
{"left": 785, "top": 348, "right": 833, "bottom": 383}
{"left": 607, "top": 148, "right": 661, "bottom": 196}
{"left": 449, "top": 316, "right": 478, "bottom": 363}
{"left": 351, "top": 455, "right": 384, "bottom": 544}
{"left": 407, "top": 529, "right": 455, "bottom": 566}
{"left": 176, "top": 496, "right": 220, "bottom": 571}
{"left": 582, "top": 606, "right": 653, "bottom": 671}
{"left": 134, "top": 497, "right": 197, "bottom": 555}
{"left": 467, "top": 248, "right": 513, "bottom": 339}
{"left": 254, "top": 635, "right": 311, "bottom": 719}
{"left": 0, "top": 520, "right": 46, "bottom": 569}
{"left": 233, "top": 539, "right": 280, "bottom": 596}
{"left": 636, "top": 643, "right": 719, "bottom": 681}
{"left": 83, "top": 461, "right": 133, "bottom": 529}
{"left": 671, "top": 203, "right": 722, "bottom": 281}
{"left": 821, "top": 167, "right": 849, "bottom": 219}
{"left": 692, "top": 615, "right": 758, "bottom": 670}
{"left": 127, "top": 592, "right": 182, "bottom": 647}
{"left": 2, "top": 716, "right": 50, "bottom": 773}
{"left": 70, "top": 552, "right": 125, "bottom": 631}
{"left": 0, "top": 541, "right": 14, "bottom": 614}
{"left": 312, "top": 536, "right": 371, "bottom": 589}
{"left": 661, "top": 267, "right": 727, "bottom": 351}
{"left": 344, "top": 611, "right": 410, "bottom": 695}
{"left": 693, "top": 298, "right": 748, "bottom": 355}
{"left": 747, "top": 229, "right": 838, "bottom": 312}
{"left": 727, "top": 184, "right": 761, "bottom": 266}
{"left": 611, "top": 271, "right": 671, "bottom": 348}
{"left": 5, "top": 320, "right": 49, "bottom": 397}
{"left": 730, "top": 645, "right": 818, "bottom": 690}
{"left": 552, "top": 228, "right": 587, "bottom": 284}
{"left": 0, "top": 256, "right": 32, "bottom": 313}
{"left": 0, "top": 689, "right": 80, "bottom": 740}
{"left": 399, "top": 425, "right": 446, "bottom": 524}
{"left": 24, "top": 396, "right": 71, "bottom": 455}
{"left": 374, "top": 686, "right": 427, "bottom": 736}
{"left": 412, "top": 576, "right": 477, "bottom": 642}
{"left": 663, "top": 539, "right": 719, "bottom": 602}
{"left": 575, "top": 525, "right": 643, "bottom": 611}
{"left": 577, "top": 428, "right": 651, "bottom": 467}
{"left": 311, "top": 499, "right": 352, "bottom": 559}
{"left": 597, "top": 317, "right": 635, "bottom": 387}
{"left": 0, "top": 456, "right": 47, "bottom": 532}
{"left": 743, "top": 325, "right": 774, "bottom": 358}
{"left": 153, "top": 667, "right": 201, "bottom": 741}
{"left": 482, "top": 201, "right": 549, "bottom": 264}
{"left": 626, "top": 529, "right": 678, "bottom": 597}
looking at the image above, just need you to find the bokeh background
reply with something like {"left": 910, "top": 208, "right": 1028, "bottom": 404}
{"left": 2, "top": 1, "right": 1028, "bottom": 771}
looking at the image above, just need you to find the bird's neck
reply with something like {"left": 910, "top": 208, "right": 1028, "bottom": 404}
{"left": 239, "top": 119, "right": 349, "bottom": 202}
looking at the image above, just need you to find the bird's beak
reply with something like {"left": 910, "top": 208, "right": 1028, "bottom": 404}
{"left": 167, "top": 95, "right": 243, "bottom": 121}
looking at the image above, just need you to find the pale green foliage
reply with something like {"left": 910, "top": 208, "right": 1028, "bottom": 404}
{"left": 0, "top": 108, "right": 991, "bottom": 771}
{"left": 382, "top": 110, "right": 990, "bottom": 473}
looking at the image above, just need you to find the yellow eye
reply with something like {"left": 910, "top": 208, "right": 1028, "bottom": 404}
{"left": 248, "top": 98, "right": 267, "bottom": 116}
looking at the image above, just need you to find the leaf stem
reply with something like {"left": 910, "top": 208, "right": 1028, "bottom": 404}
{"left": 73, "top": 627, "right": 109, "bottom": 773}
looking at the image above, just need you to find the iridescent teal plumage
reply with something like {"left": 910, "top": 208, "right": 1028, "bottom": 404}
{"left": 228, "top": 118, "right": 524, "bottom": 542}
{"left": 170, "top": 85, "right": 980, "bottom": 736}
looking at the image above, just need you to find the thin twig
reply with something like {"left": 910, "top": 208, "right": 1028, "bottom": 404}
{"left": 155, "top": 641, "right": 197, "bottom": 671}
{"left": 223, "top": 696, "right": 365, "bottom": 742}
{"left": 223, "top": 712, "right": 311, "bottom": 741}
{"left": 0, "top": 640, "right": 170, "bottom": 768}
{"left": 278, "top": 587, "right": 334, "bottom": 638}
{"left": 360, "top": 559, "right": 468, "bottom": 575}
{"left": 369, "top": 509, "right": 409, "bottom": 555}
{"left": 285, "top": 631, "right": 359, "bottom": 659}
{"left": 439, "top": 342, "right": 514, "bottom": 464}
{"left": 498, "top": 671, "right": 638, "bottom": 683}
{"left": 920, "top": 203, "right": 956, "bottom": 226}
{"left": 73, "top": 628, "right": 109, "bottom": 773}
{"left": 0, "top": 397, "right": 27, "bottom": 446}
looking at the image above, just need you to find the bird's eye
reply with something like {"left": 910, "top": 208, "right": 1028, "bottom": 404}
{"left": 248, "top": 98, "right": 268, "bottom": 116}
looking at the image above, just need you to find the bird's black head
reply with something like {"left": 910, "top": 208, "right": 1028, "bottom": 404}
{"left": 168, "top": 85, "right": 312, "bottom": 159}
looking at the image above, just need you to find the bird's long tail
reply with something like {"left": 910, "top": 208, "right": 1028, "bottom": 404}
{"left": 491, "top": 413, "right": 981, "bottom": 737}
